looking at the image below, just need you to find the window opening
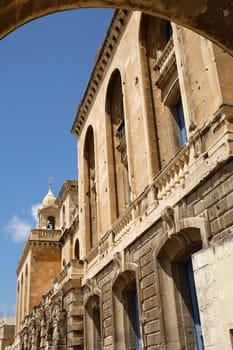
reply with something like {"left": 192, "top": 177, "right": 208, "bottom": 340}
{"left": 106, "top": 70, "right": 131, "bottom": 218}
{"left": 133, "top": 289, "right": 141, "bottom": 350}
{"left": 86, "top": 296, "right": 101, "bottom": 350}
{"left": 47, "top": 216, "right": 55, "bottom": 229}
{"left": 47, "top": 326, "right": 53, "bottom": 347}
{"left": 230, "top": 329, "right": 233, "bottom": 348}
{"left": 74, "top": 239, "right": 80, "bottom": 260}
{"left": 166, "top": 22, "right": 173, "bottom": 42}
{"left": 175, "top": 97, "right": 186, "bottom": 146}
{"left": 62, "top": 205, "right": 66, "bottom": 227}
{"left": 37, "top": 331, "right": 41, "bottom": 350}
{"left": 93, "top": 304, "right": 101, "bottom": 350}
{"left": 123, "top": 282, "right": 141, "bottom": 350}
{"left": 84, "top": 127, "right": 97, "bottom": 249}
{"left": 186, "top": 258, "right": 205, "bottom": 350}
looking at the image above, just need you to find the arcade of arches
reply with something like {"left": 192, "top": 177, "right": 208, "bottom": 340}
{"left": 1, "top": 0, "right": 233, "bottom": 56}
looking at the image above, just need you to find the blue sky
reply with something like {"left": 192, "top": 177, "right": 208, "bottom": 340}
{"left": 0, "top": 7, "right": 114, "bottom": 317}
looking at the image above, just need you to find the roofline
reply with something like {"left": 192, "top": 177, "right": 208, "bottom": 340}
{"left": 71, "top": 9, "right": 131, "bottom": 137}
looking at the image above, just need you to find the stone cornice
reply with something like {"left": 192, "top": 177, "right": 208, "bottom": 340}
{"left": 55, "top": 179, "right": 78, "bottom": 207}
{"left": 16, "top": 229, "right": 62, "bottom": 275}
{"left": 71, "top": 9, "right": 131, "bottom": 137}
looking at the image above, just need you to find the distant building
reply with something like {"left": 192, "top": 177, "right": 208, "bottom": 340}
{"left": 12, "top": 9, "right": 233, "bottom": 350}
{"left": 0, "top": 317, "right": 15, "bottom": 350}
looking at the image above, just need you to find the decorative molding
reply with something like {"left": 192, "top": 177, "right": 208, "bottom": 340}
{"left": 112, "top": 251, "right": 122, "bottom": 282}
{"left": 71, "top": 9, "right": 130, "bottom": 137}
{"left": 161, "top": 206, "right": 175, "bottom": 232}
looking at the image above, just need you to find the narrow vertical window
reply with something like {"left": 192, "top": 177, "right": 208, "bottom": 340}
{"left": 123, "top": 281, "right": 141, "bottom": 350}
{"left": 84, "top": 126, "right": 97, "bottom": 250}
{"left": 37, "top": 331, "right": 41, "bottom": 350}
{"left": 157, "top": 229, "right": 204, "bottom": 349}
{"left": 175, "top": 97, "right": 186, "bottom": 146}
{"left": 74, "top": 239, "right": 80, "bottom": 261}
{"left": 16, "top": 282, "right": 20, "bottom": 332}
{"left": 23, "top": 265, "right": 28, "bottom": 318}
{"left": 85, "top": 296, "right": 101, "bottom": 350}
{"left": 113, "top": 274, "right": 141, "bottom": 350}
{"left": 93, "top": 304, "right": 101, "bottom": 350}
{"left": 230, "top": 329, "right": 233, "bottom": 348}
{"left": 166, "top": 22, "right": 173, "bottom": 42}
{"left": 106, "top": 70, "right": 130, "bottom": 219}
{"left": 62, "top": 205, "right": 66, "bottom": 227}
{"left": 20, "top": 274, "right": 24, "bottom": 324}
{"left": 164, "top": 87, "right": 187, "bottom": 159}
{"left": 186, "top": 258, "right": 204, "bottom": 350}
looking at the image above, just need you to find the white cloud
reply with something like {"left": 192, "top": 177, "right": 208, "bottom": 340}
{"left": 31, "top": 203, "right": 40, "bottom": 227}
{"left": 4, "top": 203, "right": 41, "bottom": 243}
{"left": 4, "top": 215, "right": 31, "bottom": 243}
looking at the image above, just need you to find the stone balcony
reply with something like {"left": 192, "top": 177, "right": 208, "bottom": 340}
{"left": 84, "top": 104, "right": 233, "bottom": 276}
{"left": 54, "top": 259, "right": 84, "bottom": 290}
{"left": 30, "top": 229, "right": 61, "bottom": 241}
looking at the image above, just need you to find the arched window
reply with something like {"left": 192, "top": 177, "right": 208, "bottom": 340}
{"left": 47, "top": 216, "right": 55, "bottom": 229}
{"left": 166, "top": 21, "right": 173, "bottom": 42}
{"left": 20, "top": 273, "right": 24, "bottom": 324}
{"left": 23, "top": 265, "right": 28, "bottom": 318}
{"left": 85, "top": 295, "right": 101, "bottom": 350}
{"left": 16, "top": 281, "right": 20, "bottom": 332}
{"left": 106, "top": 69, "right": 130, "bottom": 219}
{"left": 47, "top": 324, "right": 53, "bottom": 347}
{"left": 36, "top": 330, "right": 41, "bottom": 350}
{"left": 84, "top": 126, "right": 97, "bottom": 250}
{"left": 113, "top": 272, "right": 141, "bottom": 350}
{"left": 62, "top": 205, "right": 66, "bottom": 227}
{"left": 157, "top": 228, "right": 204, "bottom": 349}
{"left": 74, "top": 239, "right": 80, "bottom": 261}
{"left": 139, "top": 15, "right": 187, "bottom": 170}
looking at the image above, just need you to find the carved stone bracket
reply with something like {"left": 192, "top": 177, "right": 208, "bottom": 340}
{"left": 161, "top": 205, "right": 176, "bottom": 236}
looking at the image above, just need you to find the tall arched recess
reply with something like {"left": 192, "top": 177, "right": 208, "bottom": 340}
{"left": 138, "top": 13, "right": 167, "bottom": 178}
{"left": 1, "top": 1, "right": 233, "bottom": 56}
{"left": 105, "top": 69, "right": 131, "bottom": 219}
{"left": 84, "top": 125, "right": 97, "bottom": 251}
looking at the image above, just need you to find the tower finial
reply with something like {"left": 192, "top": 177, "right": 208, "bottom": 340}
{"left": 48, "top": 176, "right": 54, "bottom": 190}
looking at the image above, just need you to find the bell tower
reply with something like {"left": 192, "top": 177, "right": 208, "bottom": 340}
{"left": 15, "top": 179, "right": 62, "bottom": 337}
{"left": 37, "top": 177, "right": 60, "bottom": 229}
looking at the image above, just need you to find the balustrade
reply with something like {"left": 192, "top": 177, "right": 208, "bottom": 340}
{"left": 85, "top": 142, "right": 191, "bottom": 272}
{"left": 30, "top": 229, "right": 61, "bottom": 241}
{"left": 156, "top": 146, "right": 190, "bottom": 202}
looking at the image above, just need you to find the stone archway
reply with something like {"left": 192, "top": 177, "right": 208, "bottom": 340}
{"left": 1, "top": 0, "right": 233, "bottom": 56}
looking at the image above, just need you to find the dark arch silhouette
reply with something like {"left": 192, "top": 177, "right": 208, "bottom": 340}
{"left": 0, "top": 1, "right": 233, "bottom": 56}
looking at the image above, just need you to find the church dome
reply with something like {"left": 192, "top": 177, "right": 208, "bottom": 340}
{"left": 41, "top": 188, "right": 56, "bottom": 208}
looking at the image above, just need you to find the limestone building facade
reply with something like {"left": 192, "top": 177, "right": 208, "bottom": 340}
{"left": 12, "top": 9, "right": 233, "bottom": 350}
{"left": 0, "top": 317, "right": 15, "bottom": 350}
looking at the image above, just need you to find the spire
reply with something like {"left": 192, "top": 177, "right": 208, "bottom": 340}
{"left": 40, "top": 177, "right": 56, "bottom": 209}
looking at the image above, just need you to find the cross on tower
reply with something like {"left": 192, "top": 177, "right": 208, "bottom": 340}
{"left": 48, "top": 176, "right": 54, "bottom": 190}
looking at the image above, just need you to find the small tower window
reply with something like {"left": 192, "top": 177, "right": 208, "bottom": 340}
{"left": 166, "top": 21, "right": 173, "bottom": 42}
{"left": 47, "top": 216, "right": 55, "bottom": 229}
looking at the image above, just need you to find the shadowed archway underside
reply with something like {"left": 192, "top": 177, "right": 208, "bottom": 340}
{"left": 1, "top": 0, "right": 233, "bottom": 56}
